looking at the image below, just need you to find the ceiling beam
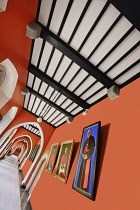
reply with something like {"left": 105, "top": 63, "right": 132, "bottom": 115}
{"left": 29, "top": 64, "right": 90, "bottom": 109}
{"left": 27, "top": 86, "right": 74, "bottom": 118}
{"left": 40, "top": 28, "right": 117, "bottom": 88}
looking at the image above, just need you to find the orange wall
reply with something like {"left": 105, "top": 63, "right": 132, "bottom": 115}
{"left": 31, "top": 79, "right": 140, "bottom": 210}
{"left": 0, "top": 0, "right": 38, "bottom": 115}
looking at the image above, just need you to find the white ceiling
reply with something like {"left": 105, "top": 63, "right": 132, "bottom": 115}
{"left": 23, "top": 0, "right": 140, "bottom": 128}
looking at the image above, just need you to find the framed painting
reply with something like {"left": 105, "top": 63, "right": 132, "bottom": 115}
{"left": 72, "top": 121, "right": 101, "bottom": 200}
{"left": 45, "top": 143, "right": 59, "bottom": 174}
{"left": 43, "top": 150, "right": 50, "bottom": 165}
{"left": 54, "top": 139, "right": 74, "bottom": 183}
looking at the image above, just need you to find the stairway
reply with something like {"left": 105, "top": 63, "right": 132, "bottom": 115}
{"left": 0, "top": 155, "right": 21, "bottom": 210}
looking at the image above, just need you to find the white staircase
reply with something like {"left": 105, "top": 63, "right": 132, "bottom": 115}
{"left": 0, "top": 155, "right": 21, "bottom": 210}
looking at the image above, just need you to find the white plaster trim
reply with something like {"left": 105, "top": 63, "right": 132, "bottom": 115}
{"left": 0, "top": 122, "right": 44, "bottom": 184}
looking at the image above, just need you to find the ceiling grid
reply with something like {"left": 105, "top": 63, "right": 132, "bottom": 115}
{"left": 23, "top": 0, "right": 140, "bottom": 128}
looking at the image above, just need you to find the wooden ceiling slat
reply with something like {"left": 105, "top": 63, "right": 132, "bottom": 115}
{"left": 29, "top": 64, "right": 90, "bottom": 109}
{"left": 27, "top": 86, "right": 73, "bottom": 117}
{"left": 40, "top": 28, "right": 117, "bottom": 88}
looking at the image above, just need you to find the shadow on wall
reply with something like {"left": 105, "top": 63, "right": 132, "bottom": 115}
{"left": 68, "top": 142, "right": 80, "bottom": 179}
{"left": 93, "top": 123, "right": 111, "bottom": 200}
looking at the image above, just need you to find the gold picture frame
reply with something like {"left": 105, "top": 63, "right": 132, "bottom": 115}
{"left": 44, "top": 150, "right": 50, "bottom": 168}
{"left": 54, "top": 139, "right": 74, "bottom": 183}
{"left": 45, "top": 143, "right": 59, "bottom": 174}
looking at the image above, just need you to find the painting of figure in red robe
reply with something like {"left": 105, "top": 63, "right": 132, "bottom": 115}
{"left": 72, "top": 121, "right": 101, "bottom": 200}
{"left": 54, "top": 140, "right": 74, "bottom": 183}
{"left": 45, "top": 143, "right": 59, "bottom": 174}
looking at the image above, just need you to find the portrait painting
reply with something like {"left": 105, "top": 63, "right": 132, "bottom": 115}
{"left": 45, "top": 143, "right": 59, "bottom": 174}
{"left": 43, "top": 150, "right": 50, "bottom": 164}
{"left": 72, "top": 121, "right": 101, "bottom": 200}
{"left": 54, "top": 139, "right": 74, "bottom": 183}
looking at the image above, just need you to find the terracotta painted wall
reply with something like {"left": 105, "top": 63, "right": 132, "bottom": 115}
{"left": 0, "top": 0, "right": 38, "bottom": 115}
{"left": 31, "top": 79, "right": 140, "bottom": 210}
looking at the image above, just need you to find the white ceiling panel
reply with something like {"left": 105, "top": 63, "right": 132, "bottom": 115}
{"left": 50, "top": 90, "right": 60, "bottom": 101}
{"left": 32, "top": 98, "right": 41, "bottom": 114}
{"left": 107, "top": 46, "right": 140, "bottom": 79}
{"left": 81, "top": 82, "right": 103, "bottom": 100}
{"left": 61, "top": 99, "right": 72, "bottom": 109}
{"left": 55, "top": 95, "right": 67, "bottom": 106}
{"left": 24, "top": 93, "right": 30, "bottom": 109}
{"left": 80, "top": 4, "right": 120, "bottom": 58}
{"left": 28, "top": 94, "right": 36, "bottom": 111}
{"left": 36, "top": 131, "right": 40, "bottom": 136}
{"left": 87, "top": 88, "right": 107, "bottom": 104}
{"left": 115, "top": 64, "right": 140, "bottom": 85}
{"left": 49, "top": 0, "right": 69, "bottom": 34}
{"left": 67, "top": 69, "right": 88, "bottom": 92}
{"left": 89, "top": 16, "right": 132, "bottom": 66}
{"left": 70, "top": 0, "right": 108, "bottom": 51}
{"left": 46, "top": 49, "right": 62, "bottom": 77}
{"left": 54, "top": 117, "right": 67, "bottom": 127}
{"left": 47, "top": 110, "right": 60, "bottom": 123}
{"left": 66, "top": 103, "right": 77, "bottom": 112}
{"left": 33, "top": 77, "right": 41, "bottom": 92}
{"left": 43, "top": 107, "right": 56, "bottom": 120}
{"left": 39, "top": 82, "right": 48, "bottom": 95}
{"left": 53, "top": 56, "right": 72, "bottom": 82}
{"left": 44, "top": 86, "right": 54, "bottom": 99}
{"left": 51, "top": 113, "right": 65, "bottom": 125}
{"left": 25, "top": 0, "right": 139, "bottom": 128}
{"left": 26, "top": 125, "right": 30, "bottom": 130}
{"left": 27, "top": 73, "right": 34, "bottom": 88}
{"left": 36, "top": 101, "right": 46, "bottom": 116}
{"left": 39, "top": 42, "right": 53, "bottom": 72}
{"left": 71, "top": 106, "right": 83, "bottom": 115}
{"left": 74, "top": 76, "right": 96, "bottom": 96}
{"left": 40, "top": 104, "right": 49, "bottom": 117}
{"left": 31, "top": 38, "right": 43, "bottom": 66}
{"left": 60, "top": 63, "right": 80, "bottom": 86}
{"left": 99, "top": 29, "right": 140, "bottom": 72}
{"left": 38, "top": 0, "right": 53, "bottom": 26}
{"left": 60, "top": 0, "right": 87, "bottom": 42}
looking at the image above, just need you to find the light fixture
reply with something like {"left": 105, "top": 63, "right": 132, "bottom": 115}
{"left": 0, "top": 0, "right": 8, "bottom": 12}
{"left": 82, "top": 109, "right": 88, "bottom": 116}
{"left": 21, "top": 87, "right": 29, "bottom": 95}
{"left": 26, "top": 22, "right": 42, "bottom": 39}
{"left": 107, "top": 85, "right": 120, "bottom": 100}
{"left": 66, "top": 116, "right": 74, "bottom": 124}
{"left": 0, "top": 59, "right": 18, "bottom": 109}
{"left": 37, "top": 117, "right": 42, "bottom": 123}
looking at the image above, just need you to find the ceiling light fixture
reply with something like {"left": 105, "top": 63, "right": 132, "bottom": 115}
{"left": 107, "top": 85, "right": 120, "bottom": 100}
{"left": 82, "top": 109, "right": 88, "bottom": 116}
{"left": 26, "top": 22, "right": 42, "bottom": 39}
{"left": 66, "top": 116, "right": 74, "bottom": 124}
{"left": 37, "top": 117, "right": 42, "bottom": 123}
{"left": 0, "top": 0, "right": 8, "bottom": 12}
{"left": 21, "top": 87, "right": 29, "bottom": 95}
